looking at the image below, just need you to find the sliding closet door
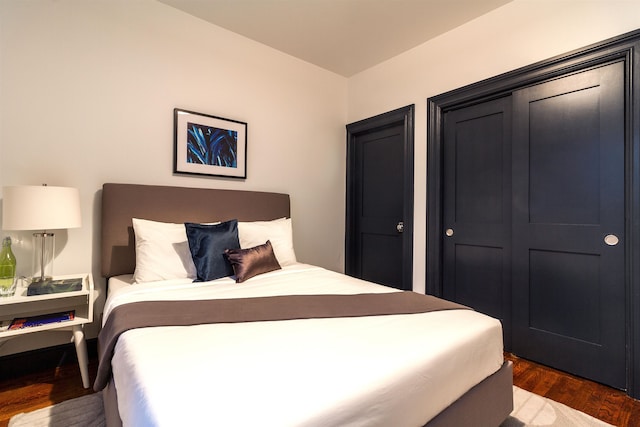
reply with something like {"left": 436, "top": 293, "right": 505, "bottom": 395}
{"left": 511, "top": 61, "right": 626, "bottom": 389}
{"left": 442, "top": 97, "right": 512, "bottom": 348}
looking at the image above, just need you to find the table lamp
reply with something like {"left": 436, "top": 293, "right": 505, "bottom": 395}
{"left": 2, "top": 185, "right": 81, "bottom": 283}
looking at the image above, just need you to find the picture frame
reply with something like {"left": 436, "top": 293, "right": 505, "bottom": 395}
{"left": 173, "top": 108, "right": 247, "bottom": 179}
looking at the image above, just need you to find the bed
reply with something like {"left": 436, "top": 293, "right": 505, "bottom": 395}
{"left": 97, "top": 183, "right": 513, "bottom": 427}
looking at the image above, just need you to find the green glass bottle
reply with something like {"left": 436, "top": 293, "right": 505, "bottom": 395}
{"left": 0, "top": 236, "right": 17, "bottom": 297}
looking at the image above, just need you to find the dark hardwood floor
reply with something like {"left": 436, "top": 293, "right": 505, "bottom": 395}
{"left": 0, "top": 349, "right": 638, "bottom": 426}
{"left": 0, "top": 344, "right": 99, "bottom": 427}
{"left": 505, "top": 353, "right": 640, "bottom": 426}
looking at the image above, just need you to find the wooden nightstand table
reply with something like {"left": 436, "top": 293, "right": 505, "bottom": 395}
{"left": 0, "top": 273, "right": 94, "bottom": 388}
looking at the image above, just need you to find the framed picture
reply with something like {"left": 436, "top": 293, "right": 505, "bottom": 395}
{"left": 173, "top": 108, "right": 247, "bottom": 179}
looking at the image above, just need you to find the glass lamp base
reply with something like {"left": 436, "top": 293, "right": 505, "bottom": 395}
{"left": 32, "top": 232, "right": 55, "bottom": 282}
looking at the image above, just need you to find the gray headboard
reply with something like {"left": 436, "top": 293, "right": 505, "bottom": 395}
{"left": 101, "top": 183, "right": 290, "bottom": 278}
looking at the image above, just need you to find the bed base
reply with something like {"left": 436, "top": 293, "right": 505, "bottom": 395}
{"left": 425, "top": 360, "right": 513, "bottom": 427}
{"left": 103, "top": 381, "right": 120, "bottom": 427}
{"left": 102, "top": 361, "right": 513, "bottom": 426}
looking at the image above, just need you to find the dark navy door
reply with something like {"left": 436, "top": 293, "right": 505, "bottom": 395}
{"left": 511, "top": 61, "right": 626, "bottom": 389}
{"left": 442, "top": 96, "right": 513, "bottom": 349}
{"left": 346, "top": 106, "right": 414, "bottom": 291}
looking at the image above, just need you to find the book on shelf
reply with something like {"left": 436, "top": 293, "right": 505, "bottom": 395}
{"left": 27, "top": 277, "right": 83, "bottom": 296}
{"left": 9, "top": 310, "right": 75, "bottom": 330}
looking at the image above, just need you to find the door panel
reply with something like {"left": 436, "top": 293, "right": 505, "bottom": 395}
{"left": 346, "top": 106, "right": 414, "bottom": 291}
{"left": 361, "top": 233, "right": 403, "bottom": 287}
{"left": 528, "top": 85, "right": 601, "bottom": 224}
{"left": 512, "top": 61, "right": 626, "bottom": 389}
{"left": 443, "top": 97, "right": 512, "bottom": 348}
{"left": 452, "top": 244, "right": 504, "bottom": 317}
{"left": 356, "top": 126, "right": 404, "bottom": 288}
{"left": 528, "top": 249, "right": 601, "bottom": 342}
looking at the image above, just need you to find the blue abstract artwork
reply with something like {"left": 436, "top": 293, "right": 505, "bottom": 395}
{"left": 186, "top": 122, "right": 238, "bottom": 169}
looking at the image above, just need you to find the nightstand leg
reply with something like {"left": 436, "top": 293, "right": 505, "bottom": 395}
{"left": 72, "top": 325, "right": 90, "bottom": 388}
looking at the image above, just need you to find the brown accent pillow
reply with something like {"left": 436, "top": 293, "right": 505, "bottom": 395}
{"left": 224, "top": 240, "right": 282, "bottom": 283}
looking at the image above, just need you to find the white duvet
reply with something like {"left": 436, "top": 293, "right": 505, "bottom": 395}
{"left": 104, "top": 263, "right": 504, "bottom": 427}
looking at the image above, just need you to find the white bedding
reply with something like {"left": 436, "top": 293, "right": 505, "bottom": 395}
{"left": 104, "top": 263, "right": 504, "bottom": 427}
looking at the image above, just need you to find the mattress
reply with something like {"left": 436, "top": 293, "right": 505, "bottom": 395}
{"left": 104, "top": 263, "right": 504, "bottom": 426}
{"left": 106, "top": 274, "right": 134, "bottom": 294}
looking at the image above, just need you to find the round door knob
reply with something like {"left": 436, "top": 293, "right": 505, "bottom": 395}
{"left": 445, "top": 228, "right": 454, "bottom": 237}
{"left": 396, "top": 222, "right": 404, "bottom": 233}
{"left": 604, "top": 234, "right": 619, "bottom": 246}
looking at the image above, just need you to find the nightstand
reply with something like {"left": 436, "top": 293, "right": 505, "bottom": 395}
{"left": 0, "top": 273, "right": 94, "bottom": 388}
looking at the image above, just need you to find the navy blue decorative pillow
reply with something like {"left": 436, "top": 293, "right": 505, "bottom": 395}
{"left": 185, "top": 220, "right": 240, "bottom": 282}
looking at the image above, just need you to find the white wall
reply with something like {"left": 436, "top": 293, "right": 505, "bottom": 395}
{"left": 0, "top": 0, "right": 347, "bottom": 355}
{"left": 347, "top": 0, "right": 640, "bottom": 294}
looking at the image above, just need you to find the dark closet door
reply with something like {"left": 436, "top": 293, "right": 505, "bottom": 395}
{"left": 346, "top": 106, "right": 414, "bottom": 291}
{"left": 348, "top": 125, "right": 406, "bottom": 289}
{"left": 511, "top": 61, "right": 626, "bottom": 389}
{"left": 442, "top": 97, "right": 512, "bottom": 348}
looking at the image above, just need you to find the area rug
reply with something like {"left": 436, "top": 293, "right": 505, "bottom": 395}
{"left": 9, "top": 386, "right": 613, "bottom": 427}
{"left": 501, "top": 386, "right": 614, "bottom": 427}
{"left": 8, "top": 392, "right": 104, "bottom": 427}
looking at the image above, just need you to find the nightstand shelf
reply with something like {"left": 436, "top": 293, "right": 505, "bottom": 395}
{"left": 0, "top": 274, "right": 94, "bottom": 388}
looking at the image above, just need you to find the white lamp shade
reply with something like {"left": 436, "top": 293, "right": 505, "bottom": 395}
{"left": 2, "top": 185, "right": 82, "bottom": 230}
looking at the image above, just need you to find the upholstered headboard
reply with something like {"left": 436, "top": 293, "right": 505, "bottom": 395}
{"left": 101, "top": 183, "right": 290, "bottom": 278}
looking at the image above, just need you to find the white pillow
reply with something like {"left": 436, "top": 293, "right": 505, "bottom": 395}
{"left": 132, "top": 218, "right": 197, "bottom": 283}
{"left": 238, "top": 218, "right": 297, "bottom": 266}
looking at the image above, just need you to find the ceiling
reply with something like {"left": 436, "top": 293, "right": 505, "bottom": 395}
{"left": 157, "top": 0, "right": 512, "bottom": 77}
